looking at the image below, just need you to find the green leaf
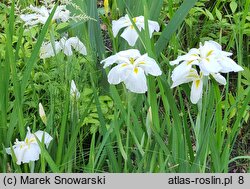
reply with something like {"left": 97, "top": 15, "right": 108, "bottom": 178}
{"left": 215, "top": 8, "right": 222, "bottom": 21}
{"left": 21, "top": 4, "right": 58, "bottom": 96}
{"left": 35, "top": 135, "right": 60, "bottom": 173}
{"left": 155, "top": 0, "right": 199, "bottom": 56}
{"left": 230, "top": 1, "right": 237, "bottom": 13}
{"left": 205, "top": 9, "right": 214, "bottom": 20}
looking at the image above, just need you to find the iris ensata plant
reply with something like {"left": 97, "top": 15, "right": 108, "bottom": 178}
{"left": 6, "top": 127, "right": 53, "bottom": 165}
{"left": 170, "top": 40, "right": 244, "bottom": 104}
{"left": 112, "top": 14, "right": 160, "bottom": 46}
{"left": 101, "top": 49, "right": 162, "bottom": 93}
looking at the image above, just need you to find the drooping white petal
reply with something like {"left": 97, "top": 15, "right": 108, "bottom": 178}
{"left": 60, "top": 37, "right": 72, "bottom": 56}
{"left": 171, "top": 62, "right": 192, "bottom": 82}
{"left": 171, "top": 66, "right": 196, "bottom": 88}
{"left": 40, "top": 41, "right": 62, "bottom": 59}
{"left": 53, "top": 5, "right": 70, "bottom": 22}
{"left": 107, "top": 63, "right": 133, "bottom": 84}
{"left": 190, "top": 79, "right": 203, "bottom": 104}
{"left": 30, "top": 5, "right": 49, "bottom": 17}
{"left": 33, "top": 131, "right": 53, "bottom": 148}
{"left": 20, "top": 14, "right": 40, "bottom": 26}
{"left": 124, "top": 67, "right": 147, "bottom": 93}
{"left": 21, "top": 143, "right": 41, "bottom": 164}
{"left": 205, "top": 40, "right": 222, "bottom": 51}
{"left": 101, "top": 54, "right": 120, "bottom": 68}
{"left": 101, "top": 49, "right": 141, "bottom": 68}
{"left": 60, "top": 37, "right": 87, "bottom": 56}
{"left": 218, "top": 56, "right": 244, "bottom": 73}
{"left": 133, "top": 16, "right": 145, "bottom": 28}
{"left": 170, "top": 48, "right": 200, "bottom": 65}
{"left": 211, "top": 73, "right": 227, "bottom": 85}
{"left": 148, "top": 20, "right": 160, "bottom": 37}
{"left": 199, "top": 57, "right": 222, "bottom": 75}
{"left": 112, "top": 16, "right": 131, "bottom": 37}
{"left": 69, "top": 37, "right": 87, "bottom": 55}
{"left": 131, "top": 16, "right": 160, "bottom": 37}
{"left": 135, "top": 54, "right": 162, "bottom": 76}
{"left": 121, "top": 26, "right": 139, "bottom": 46}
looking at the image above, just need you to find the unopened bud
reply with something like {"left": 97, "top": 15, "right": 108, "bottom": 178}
{"left": 104, "top": 0, "right": 109, "bottom": 16}
{"left": 39, "top": 103, "right": 47, "bottom": 125}
{"left": 70, "top": 80, "right": 80, "bottom": 100}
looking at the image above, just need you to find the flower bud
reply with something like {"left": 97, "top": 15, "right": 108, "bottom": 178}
{"left": 39, "top": 103, "right": 47, "bottom": 125}
{"left": 104, "top": 0, "right": 109, "bottom": 16}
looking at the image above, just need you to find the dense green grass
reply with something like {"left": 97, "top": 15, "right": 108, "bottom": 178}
{"left": 0, "top": 0, "right": 249, "bottom": 173}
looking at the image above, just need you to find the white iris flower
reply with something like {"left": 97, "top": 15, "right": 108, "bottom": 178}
{"left": 60, "top": 37, "right": 87, "bottom": 56}
{"left": 40, "top": 41, "right": 62, "bottom": 59}
{"left": 170, "top": 40, "right": 243, "bottom": 104}
{"left": 112, "top": 14, "right": 160, "bottom": 46}
{"left": 6, "top": 127, "right": 53, "bottom": 165}
{"left": 20, "top": 5, "right": 70, "bottom": 26}
{"left": 101, "top": 49, "right": 162, "bottom": 93}
{"left": 40, "top": 36, "right": 87, "bottom": 59}
{"left": 170, "top": 40, "right": 243, "bottom": 76}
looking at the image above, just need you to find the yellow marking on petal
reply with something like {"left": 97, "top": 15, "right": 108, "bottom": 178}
{"left": 187, "top": 60, "right": 194, "bottom": 65}
{"left": 206, "top": 58, "right": 210, "bottom": 62}
{"left": 206, "top": 50, "right": 213, "bottom": 57}
{"left": 187, "top": 70, "right": 198, "bottom": 78}
{"left": 195, "top": 80, "right": 200, "bottom": 88}
{"left": 30, "top": 138, "right": 36, "bottom": 143}
{"left": 121, "top": 63, "right": 128, "bottom": 67}
{"left": 130, "top": 18, "right": 137, "bottom": 29}
{"left": 134, "top": 67, "right": 139, "bottom": 74}
{"left": 186, "top": 73, "right": 197, "bottom": 78}
{"left": 129, "top": 58, "right": 135, "bottom": 64}
{"left": 25, "top": 138, "right": 29, "bottom": 144}
{"left": 139, "top": 61, "right": 145, "bottom": 65}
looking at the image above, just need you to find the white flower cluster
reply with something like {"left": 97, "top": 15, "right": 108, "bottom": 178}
{"left": 6, "top": 127, "right": 52, "bottom": 165}
{"left": 102, "top": 15, "right": 243, "bottom": 97}
{"left": 20, "top": 4, "right": 70, "bottom": 26}
{"left": 20, "top": 1, "right": 88, "bottom": 59}
{"left": 170, "top": 41, "right": 243, "bottom": 104}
